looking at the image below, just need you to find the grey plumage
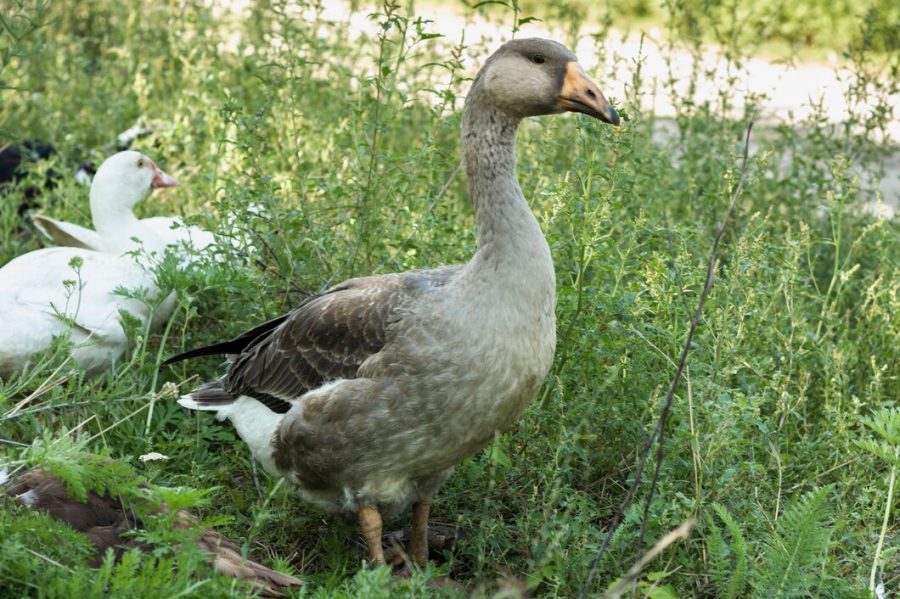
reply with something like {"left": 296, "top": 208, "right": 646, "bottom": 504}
{"left": 171, "top": 37, "right": 619, "bottom": 566}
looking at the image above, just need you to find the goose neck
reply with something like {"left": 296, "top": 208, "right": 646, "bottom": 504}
{"left": 90, "top": 183, "right": 141, "bottom": 232}
{"left": 90, "top": 202, "right": 140, "bottom": 238}
{"left": 461, "top": 93, "right": 548, "bottom": 268}
{"left": 90, "top": 187, "right": 163, "bottom": 256}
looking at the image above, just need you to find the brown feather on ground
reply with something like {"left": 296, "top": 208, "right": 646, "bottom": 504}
{"left": 3, "top": 469, "right": 302, "bottom": 597}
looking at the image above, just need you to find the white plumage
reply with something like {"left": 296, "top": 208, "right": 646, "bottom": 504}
{"left": 0, "top": 151, "right": 180, "bottom": 377}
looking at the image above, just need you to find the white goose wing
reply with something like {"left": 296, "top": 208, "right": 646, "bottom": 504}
{"left": 31, "top": 215, "right": 104, "bottom": 251}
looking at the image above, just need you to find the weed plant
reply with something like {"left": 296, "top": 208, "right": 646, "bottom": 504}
{"left": 0, "top": 0, "right": 896, "bottom": 597}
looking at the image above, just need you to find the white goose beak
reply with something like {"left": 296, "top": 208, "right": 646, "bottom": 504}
{"left": 151, "top": 164, "right": 179, "bottom": 189}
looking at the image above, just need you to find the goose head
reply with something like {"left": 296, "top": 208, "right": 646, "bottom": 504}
{"left": 89, "top": 150, "right": 178, "bottom": 217}
{"left": 88, "top": 151, "right": 178, "bottom": 254}
{"left": 472, "top": 38, "right": 619, "bottom": 125}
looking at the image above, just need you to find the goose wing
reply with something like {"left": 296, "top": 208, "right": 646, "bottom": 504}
{"left": 31, "top": 215, "right": 104, "bottom": 251}
{"left": 172, "top": 266, "right": 460, "bottom": 403}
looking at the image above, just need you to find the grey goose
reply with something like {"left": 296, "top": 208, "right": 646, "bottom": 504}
{"left": 165, "top": 37, "right": 620, "bottom": 568}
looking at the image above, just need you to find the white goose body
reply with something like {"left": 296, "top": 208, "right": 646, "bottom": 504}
{"left": 0, "top": 151, "right": 179, "bottom": 377}
{"left": 0, "top": 247, "right": 174, "bottom": 377}
{"left": 172, "top": 38, "right": 619, "bottom": 566}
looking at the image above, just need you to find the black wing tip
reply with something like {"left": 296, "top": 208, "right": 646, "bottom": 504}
{"left": 255, "top": 394, "right": 294, "bottom": 414}
{"left": 162, "top": 335, "right": 258, "bottom": 366}
{"left": 163, "top": 314, "right": 291, "bottom": 368}
{"left": 162, "top": 345, "right": 222, "bottom": 366}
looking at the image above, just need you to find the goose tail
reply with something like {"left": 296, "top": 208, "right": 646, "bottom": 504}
{"left": 177, "top": 380, "right": 236, "bottom": 413}
{"left": 179, "top": 393, "right": 287, "bottom": 468}
{"left": 177, "top": 380, "right": 293, "bottom": 415}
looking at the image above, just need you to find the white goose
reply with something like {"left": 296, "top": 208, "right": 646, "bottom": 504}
{"left": 168, "top": 39, "right": 620, "bottom": 568}
{"left": 32, "top": 155, "right": 214, "bottom": 261}
{"left": 0, "top": 151, "right": 180, "bottom": 378}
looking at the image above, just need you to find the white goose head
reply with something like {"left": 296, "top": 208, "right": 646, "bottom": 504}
{"left": 88, "top": 150, "right": 178, "bottom": 255}
{"left": 90, "top": 150, "right": 178, "bottom": 213}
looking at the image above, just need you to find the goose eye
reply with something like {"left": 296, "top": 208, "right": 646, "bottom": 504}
{"left": 137, "top": 158, "right": 146, "bottom": 168}
{"left": 531, "top": 54, "right": 546, "bottom": 65}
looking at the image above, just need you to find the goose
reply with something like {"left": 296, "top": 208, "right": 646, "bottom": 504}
{"left": 0, "top": 151, "right": 180, "bottom": 378}
{"left": 31, "top": 150, "right": 214, "bottom": 261}
{"left": 1, "top": 141, "right": 95, "bottom": 213}
{"left": 2, "top": 467, "right": 303, "bottom": 596}
{"left": 0, "top": 140, "right": 55, "bottom": 186}
{"left": 167, "top": 38, "right": 620, "bottom": 568}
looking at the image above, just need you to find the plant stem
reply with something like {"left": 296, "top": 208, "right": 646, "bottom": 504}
{"left": 869, "top": 460, "right": 896, "bottom": 592}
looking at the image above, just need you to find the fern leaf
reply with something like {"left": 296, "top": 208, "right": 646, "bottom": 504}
{"left": 705, "top": 502, "right": 748, "bottom": 599}
{"left": 22, "top": 433, "right": 91, "bottom": 501}
{"left": 752, "top": 485, "right": 834, "bottom": 599}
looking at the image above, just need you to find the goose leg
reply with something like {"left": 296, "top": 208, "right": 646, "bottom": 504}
{"left": 357, "top": 506, "right": 385, "bottom": 566}
{"left": 408, "top": 497, "right": 431, "bottom": 568}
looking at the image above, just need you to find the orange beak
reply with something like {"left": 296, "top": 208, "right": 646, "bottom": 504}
{"left": 557, "top": 62, "right": 620, "bottom": 126}
{"left": 151, "top": 163, "right": 179, "bottom": 189}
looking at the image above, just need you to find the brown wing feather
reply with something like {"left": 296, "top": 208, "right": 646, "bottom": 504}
{"left": 224, "top": 267, "right": 459, "bottom": 401}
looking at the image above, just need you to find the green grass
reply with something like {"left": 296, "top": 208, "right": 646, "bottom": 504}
{"left": 1, "top": 0, "right": 897, "bottom": 597}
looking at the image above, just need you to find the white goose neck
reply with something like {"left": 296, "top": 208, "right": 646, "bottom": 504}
{"left": 90, "top": 183, "right": 162, "bottom": 256}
